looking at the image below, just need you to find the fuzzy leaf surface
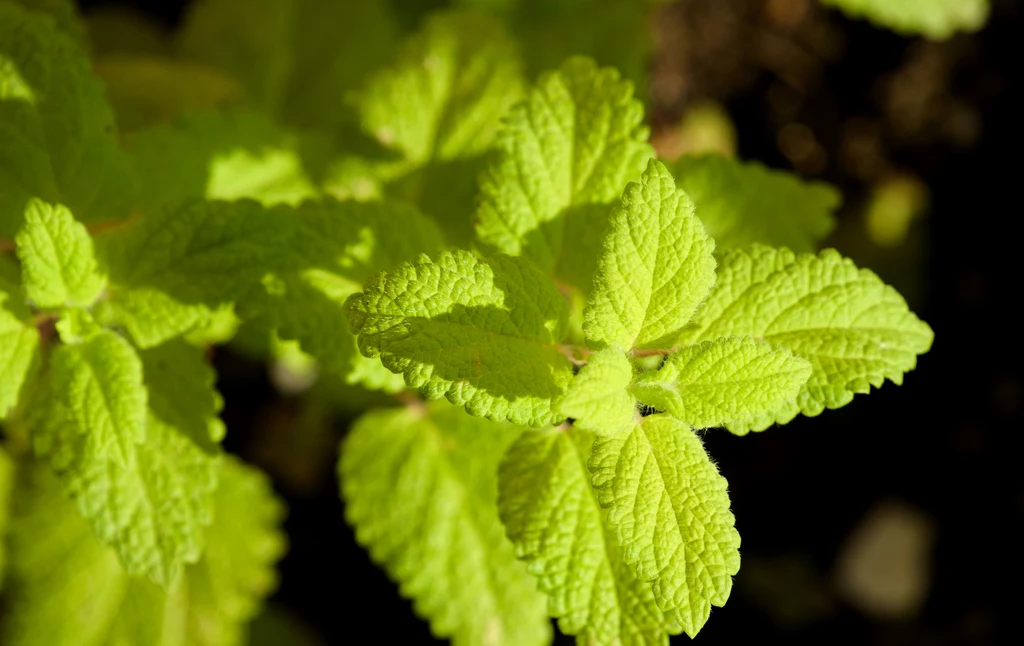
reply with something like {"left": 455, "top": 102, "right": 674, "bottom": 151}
{"left": 476, "top": 57, "right": 652, "bottom": 287}
{"left": 820, "top": 0, "right": 988, "bottom": 39}
{"left": 0, "top": 458, "right": 285, "bottom": 646}
{"left": 590, "top": 415, "right": 740, "bottom": 637}
{"left": 633, "top": 336, "right": 812, "bottom": 429}
{"left": 585, "top": 160, "right": 716, "bottom": 350}
{"left": 670, "top": 155, "right": 839, "bottom": 254}
{"left": 0, "top": 2, "right": 134, "bottom": 236}
{"left": 499, "top": 426, "right": 681, "bottom": 645}
{"left": 32, "top": 331, "right": 218, "bottom": 586}
{"left": 554, "top": 348, "right": 636, "bottom": 436}
{"left": 678, "top": 246, "right": 935, "bottom": 432}
{"left": 340, "top": 403, "right": 550, "bottom": 646}
{"left": 15, "top": 200, "right": 105, "bottom": 308}
{"left": 345, "top": 250, "right": 573, "bottom": 426}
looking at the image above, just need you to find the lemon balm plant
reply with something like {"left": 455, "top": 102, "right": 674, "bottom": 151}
{"left": 0, "top": 0, "right": 940, "bottom": 644}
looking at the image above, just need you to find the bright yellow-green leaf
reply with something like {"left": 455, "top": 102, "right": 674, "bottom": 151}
{"left": 15, "top": 200, "right": 105, "bottom": 309}
{"left": 554, "top": 348, "right": 636, "bottom": 436}
{"left": 590, "top": 415, "right": 740, "bottom": 637}
{"left": 632, "top": 336, "right": 812, "bottom": 429}
{"left": 584, "top": 160, "right": 716, "bottom": 351}
{"left": 345, "top": 250, "right": 574, "bottom": 426}
{"left": 475, "top": 57, "right": 652, "bottom": 288}
{"left": 499, "top": 426, "right": 682, "bottom": 645}
{"left": 341, "top": 402, "right": 551, "bottom": 646}
{"left": 678, "top": 246, "right": 935, "bottom": 433}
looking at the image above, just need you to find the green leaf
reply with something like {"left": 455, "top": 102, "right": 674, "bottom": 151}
{"left": 95, "top": 199, "right": 291, "bottom": 348}
{"left": 15, "top": 200, "right": 106, "bottom": 309}
{"left": 499, "top": 426, "right": 682, "bottom": 645}
{"left": 340, "top": 402, "right": 551, "bottom": 646}
{"left": 8, "top": 0, "right": 88, "bottom": 45}
{"left": 54, "top": 307, "right": 102, "bottom": 344}
{"left": 32, "top": 331, "right": 218, "bottom": 586}
{"left": 242, "top": 198, "right": 444, "bottom": 393}
{"left": 589, "top": 415, "right": 740, "bottom": 637}
{"left": 139, "top": 339, "right": 225, "bottom": 455}
{"left": 584, "top": 160, "right": 716, "bottom": 351}
{"left": 345, "top": 250, "right": 574, "bottom": 426}
{"left": 0, "top": 2, "right": 135, "bottom": 236}
{"left": 93, "top": 56, "right": 244, "bottom": 132}
{"left": 678, "top": 246, "right": 935, "bottom": 432}
{"left": 0, "top": 457, "right": 285, "bottom": 646}
{"left": 178, "top": 456, "right": 288, "bottom": 646}
{"left": 48, "top": 330, "right": 148, "bottom": 464}
{"left": 358, "top": 10, "right": 523, "bottom": 167}
{"left": 632, "top": 336, "right": 812, "bottom": 429}
{"left": 0, "top": 463, "right": 174, "bottom": 646}
{"left": 178, "top": 0, "right": 398, "bottom": 122}
{"left": 475, "top": 57, "right": 652, "bottom": 288}
{"left": 0, "top": 291, "right": 39, "bottom": 420}
{"left": 329, "top": 10, "right": 524, "bottom": 246}
{"left": 820, "top": 0, "right": 989, "bottom": 39}
{"left": 669, "top": 155, "right": 840, "bottom": 254}
{"left": 127, "top": 109, "right": 316, "bottom": 211}
{"left": 554, "top": 348, "right": 636, "bottom": 436}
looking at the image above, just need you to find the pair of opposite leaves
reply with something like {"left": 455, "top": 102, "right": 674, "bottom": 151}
{"left": 341, "top": 158, "right": 933, "bottom": 642}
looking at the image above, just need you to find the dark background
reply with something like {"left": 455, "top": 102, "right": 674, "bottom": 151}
{"left": 75, "top": 1, "right": 1023, "bottom": 643}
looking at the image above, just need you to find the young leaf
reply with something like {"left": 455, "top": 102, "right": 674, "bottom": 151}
{"left": 0, "top": 291, "right": 39, "bottom": 420}
{"left": 669, "top": 155, "right": 839, "bottom": 254}
{"left": 499, "top": 426, "right": 682, "bottom": 645}
{"left": 0, "top": 2, "right": 135, "bottom": 236}
{"left": 678, "top": 246, "right": 935, "bottom": 433}
{"left": 632, "top": 336, "right": 812, "bottom": 429}
{"left": 340, "top": 403, "right": 551, "bottom": 646}
{"left": 95, "top": 199, "right": 292, "bottom": 347}
{"left": 240, "top": 198, "right": 444, "bottom": 393}
{"left": 0, "top": 458, "right": 286, "bottom": 646}
{"left": 590, "top": 415, "right": 741, "bottom": 637}
{"left": 14, "top": 200, "right": 106, "bottom": 309}
{"left": 554, "top": 348, "right": 636, "bottom": 436}
{"left": 345, "top": 250, "right": 574, "bottom": 426}
{"left": 584, "top": 159, "right": 716, "bottom": 351}
{"left": 475, "top": 57, "right": 652, "bottom": 288}
{"left": 820, "top": 0, "right": 989, "bottom": 39}
{"left": 32, "top": 331, "right": 218, "bottom": 586}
